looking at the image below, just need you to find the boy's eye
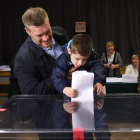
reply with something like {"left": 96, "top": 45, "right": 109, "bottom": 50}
{"left": 75, "top": 58, "right": 79, "bottom": 60}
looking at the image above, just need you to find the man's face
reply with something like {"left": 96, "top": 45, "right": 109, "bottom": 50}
{"left": 68, "top": 48, "right": 89, "bottom": 68}
{"left": 25, "top": 18, "right": 53, "bottom": 48}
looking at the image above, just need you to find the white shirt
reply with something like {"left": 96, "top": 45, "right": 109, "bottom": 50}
{"left": 107, "top": 53, "right": 115, "bottom": 65}
{"left": 125, "top": 64, "right": 138, "bottom": 77}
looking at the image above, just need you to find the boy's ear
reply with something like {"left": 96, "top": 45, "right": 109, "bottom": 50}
{"left": 68, "top": 48, "right": 72, "bottom": 55}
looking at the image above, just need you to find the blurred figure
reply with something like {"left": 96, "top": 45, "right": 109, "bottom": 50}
{"left": 101, "top": 41, "right": 122, "bottom": 77}
{"left": 125, "top": 54, "right": 139, "bottom": 77}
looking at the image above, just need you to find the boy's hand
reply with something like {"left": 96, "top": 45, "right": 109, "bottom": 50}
{"left": 93, "top": 83, "right": 104, "bottom": 97}
{"left": 67, "top": 66, "right": 78, "bottom": 79}
{"left": 94, "top": 98, "right": 104, "bottom": 109}
{"left": 63, "top": 87, "right": 78, "bottom": 98}
{"left": 63, "top": 102, "right": 78, "bottom": 113}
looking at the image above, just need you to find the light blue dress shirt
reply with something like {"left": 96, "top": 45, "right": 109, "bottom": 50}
{"left": 42, "top": 38, "right": 63, "bottom": 59}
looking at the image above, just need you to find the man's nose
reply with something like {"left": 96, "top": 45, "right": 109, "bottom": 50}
{"left": 42, "top": 35, "right": 49, "bottom": 40}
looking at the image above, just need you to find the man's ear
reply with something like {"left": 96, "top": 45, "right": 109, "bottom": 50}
{"left": 68, "top": 48, "right": 72, "bottom": 55}
{"left": 25, "top": 27, "right": 31, "bottom": 36}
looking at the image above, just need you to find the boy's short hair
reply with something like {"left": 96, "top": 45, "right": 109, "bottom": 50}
{"left": 70, "top": 34, "right": 93, "bottom": 56}
{"left": 131, "top": 54, "right": 139, "bottom": 61}
{"left": 22, "top": 7, "right": 49, "bottom": 28}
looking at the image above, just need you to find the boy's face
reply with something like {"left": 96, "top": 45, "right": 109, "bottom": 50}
{"left": 68, "top": 48, "right": 89, "bottom": 68}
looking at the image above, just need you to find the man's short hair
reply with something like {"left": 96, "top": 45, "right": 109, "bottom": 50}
{"left": 22, "top": 7, "right": 49, "bottom": 28}
{"left": 70, "top": 34, "right": 93, "bottom": 56}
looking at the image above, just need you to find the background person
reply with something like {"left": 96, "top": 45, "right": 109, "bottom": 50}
{"left": 125, "top": 54, "right": 139, "bottom": 77}
{"left": 101, "top": 41, "right": 123, "bottom": 77}
{"left": 14, "top": 7, "right": 73, "bottom": 95}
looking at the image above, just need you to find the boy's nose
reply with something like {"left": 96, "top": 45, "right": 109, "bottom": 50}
{"left": 78, "top": 60, "right": 82, "bottom": 65}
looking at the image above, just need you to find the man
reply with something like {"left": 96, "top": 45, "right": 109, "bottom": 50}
{"left": 14, "top": 7, "right": 71, "bottom": 95}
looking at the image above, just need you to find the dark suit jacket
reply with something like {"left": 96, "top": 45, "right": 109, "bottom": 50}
{"left": 14, "top": 26, "right": 70, "bottom": 95}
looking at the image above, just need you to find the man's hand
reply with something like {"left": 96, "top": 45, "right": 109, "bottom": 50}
{"left": 93, "top": 83, "right": 104, "bottom": 97}
{"left": 63, "top": 87, "right": 78, "bottom": 98}
{"left": 67, "top": 66, "right": 78, "bottom": 79}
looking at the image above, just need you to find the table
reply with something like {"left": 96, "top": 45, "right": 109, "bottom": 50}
{"left": 0, "top": 94, "right": 140, "bottom": 139}
{"left": 0, "top": 75, "right": 10, "bottom": 97}
{"left": 0, "top": 71, "right": 10, "bottom": 76}
{"left": 105, "top": 82, "right": 139, "bottom": 93}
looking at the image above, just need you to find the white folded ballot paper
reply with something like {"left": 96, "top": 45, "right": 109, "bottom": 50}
{"left": 71, "top": 71, "right": 94, "bottom": 131}
{"left": 71, "top": 71, "right": 94, "bottom": 101}
{"left": 122, "top": 74, "right": 138, "bottom": 83}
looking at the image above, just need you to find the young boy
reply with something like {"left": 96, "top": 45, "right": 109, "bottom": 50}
{"left": 51, "top": 34, "right": 106, "bottom": 98}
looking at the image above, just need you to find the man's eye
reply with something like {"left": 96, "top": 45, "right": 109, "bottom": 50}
{"left": 46, "top": 30, "right": 50, "bottom": 34}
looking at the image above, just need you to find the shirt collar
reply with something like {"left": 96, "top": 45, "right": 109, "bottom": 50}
{"left": 31, "top": 38, "right": 55, "bottom": 51}
{"left": 43, "top": 38, "right": 55, "bottom": 51}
